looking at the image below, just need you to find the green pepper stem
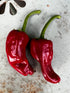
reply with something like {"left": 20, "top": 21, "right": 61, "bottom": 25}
{"left": 22, "top": 10, "right": 41, "bottom": 32}
{"left": 40, "top": 15, "right": 61, "bottom": 39}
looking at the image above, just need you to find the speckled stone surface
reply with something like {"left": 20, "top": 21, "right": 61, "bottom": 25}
{"left": 0, "top": 0, "right": 70, "bottom": 93}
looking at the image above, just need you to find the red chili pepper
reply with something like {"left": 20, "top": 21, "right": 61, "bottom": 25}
{"left": 30, "top": 15, "right": 61, "bottom": 83}
{"left": 6, "top": 10, "right": 41, "bottom": 76}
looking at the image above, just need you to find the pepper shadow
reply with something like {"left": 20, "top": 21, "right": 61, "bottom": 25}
{"left": 26, "top": 40, "right": 41, "bottom": 73}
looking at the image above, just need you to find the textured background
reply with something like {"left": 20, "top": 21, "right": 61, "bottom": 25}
{"left": 0, "top": 0, "right": 70, "bottom": 93}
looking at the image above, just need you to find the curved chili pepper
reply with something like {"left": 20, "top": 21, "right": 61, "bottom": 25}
{"left": 6, "top": 10, "right": 41, "bottom": 76}
{"left": 30, "top": 15, "right": 61, "bottom": 83}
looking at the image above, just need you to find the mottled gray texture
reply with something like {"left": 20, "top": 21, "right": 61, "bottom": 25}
{"left": 0, "top": 0, "right": 70, "bottom": 93}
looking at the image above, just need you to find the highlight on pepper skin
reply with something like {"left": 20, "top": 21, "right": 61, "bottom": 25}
{"left": 30, "top": 39, "right": 60, "bottom": 83}
{"left": 5, "top": 9, "right": 61, "bottom": 83}
{"left": 6, "top": 10, "right": 41, "bottom": 76}
{"left": 6, "top": 30, "right": 34, "bottom": 76}
{"left": 30, "top": 15, "right": 61, "bottom": 84}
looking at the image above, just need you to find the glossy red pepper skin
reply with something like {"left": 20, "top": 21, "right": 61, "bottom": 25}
{"left": 6, "top": 30, "right": 33, "bottom": 76}
{"left": 30, "top": 39, "right": 60, "bottom": 83}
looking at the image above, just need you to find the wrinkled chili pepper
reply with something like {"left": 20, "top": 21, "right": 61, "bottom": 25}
{"left": 6, "top": 10, "right": 41, "bottom": 76}
{"left": 30, "top": 15, "right": 61, "bottom": 83}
